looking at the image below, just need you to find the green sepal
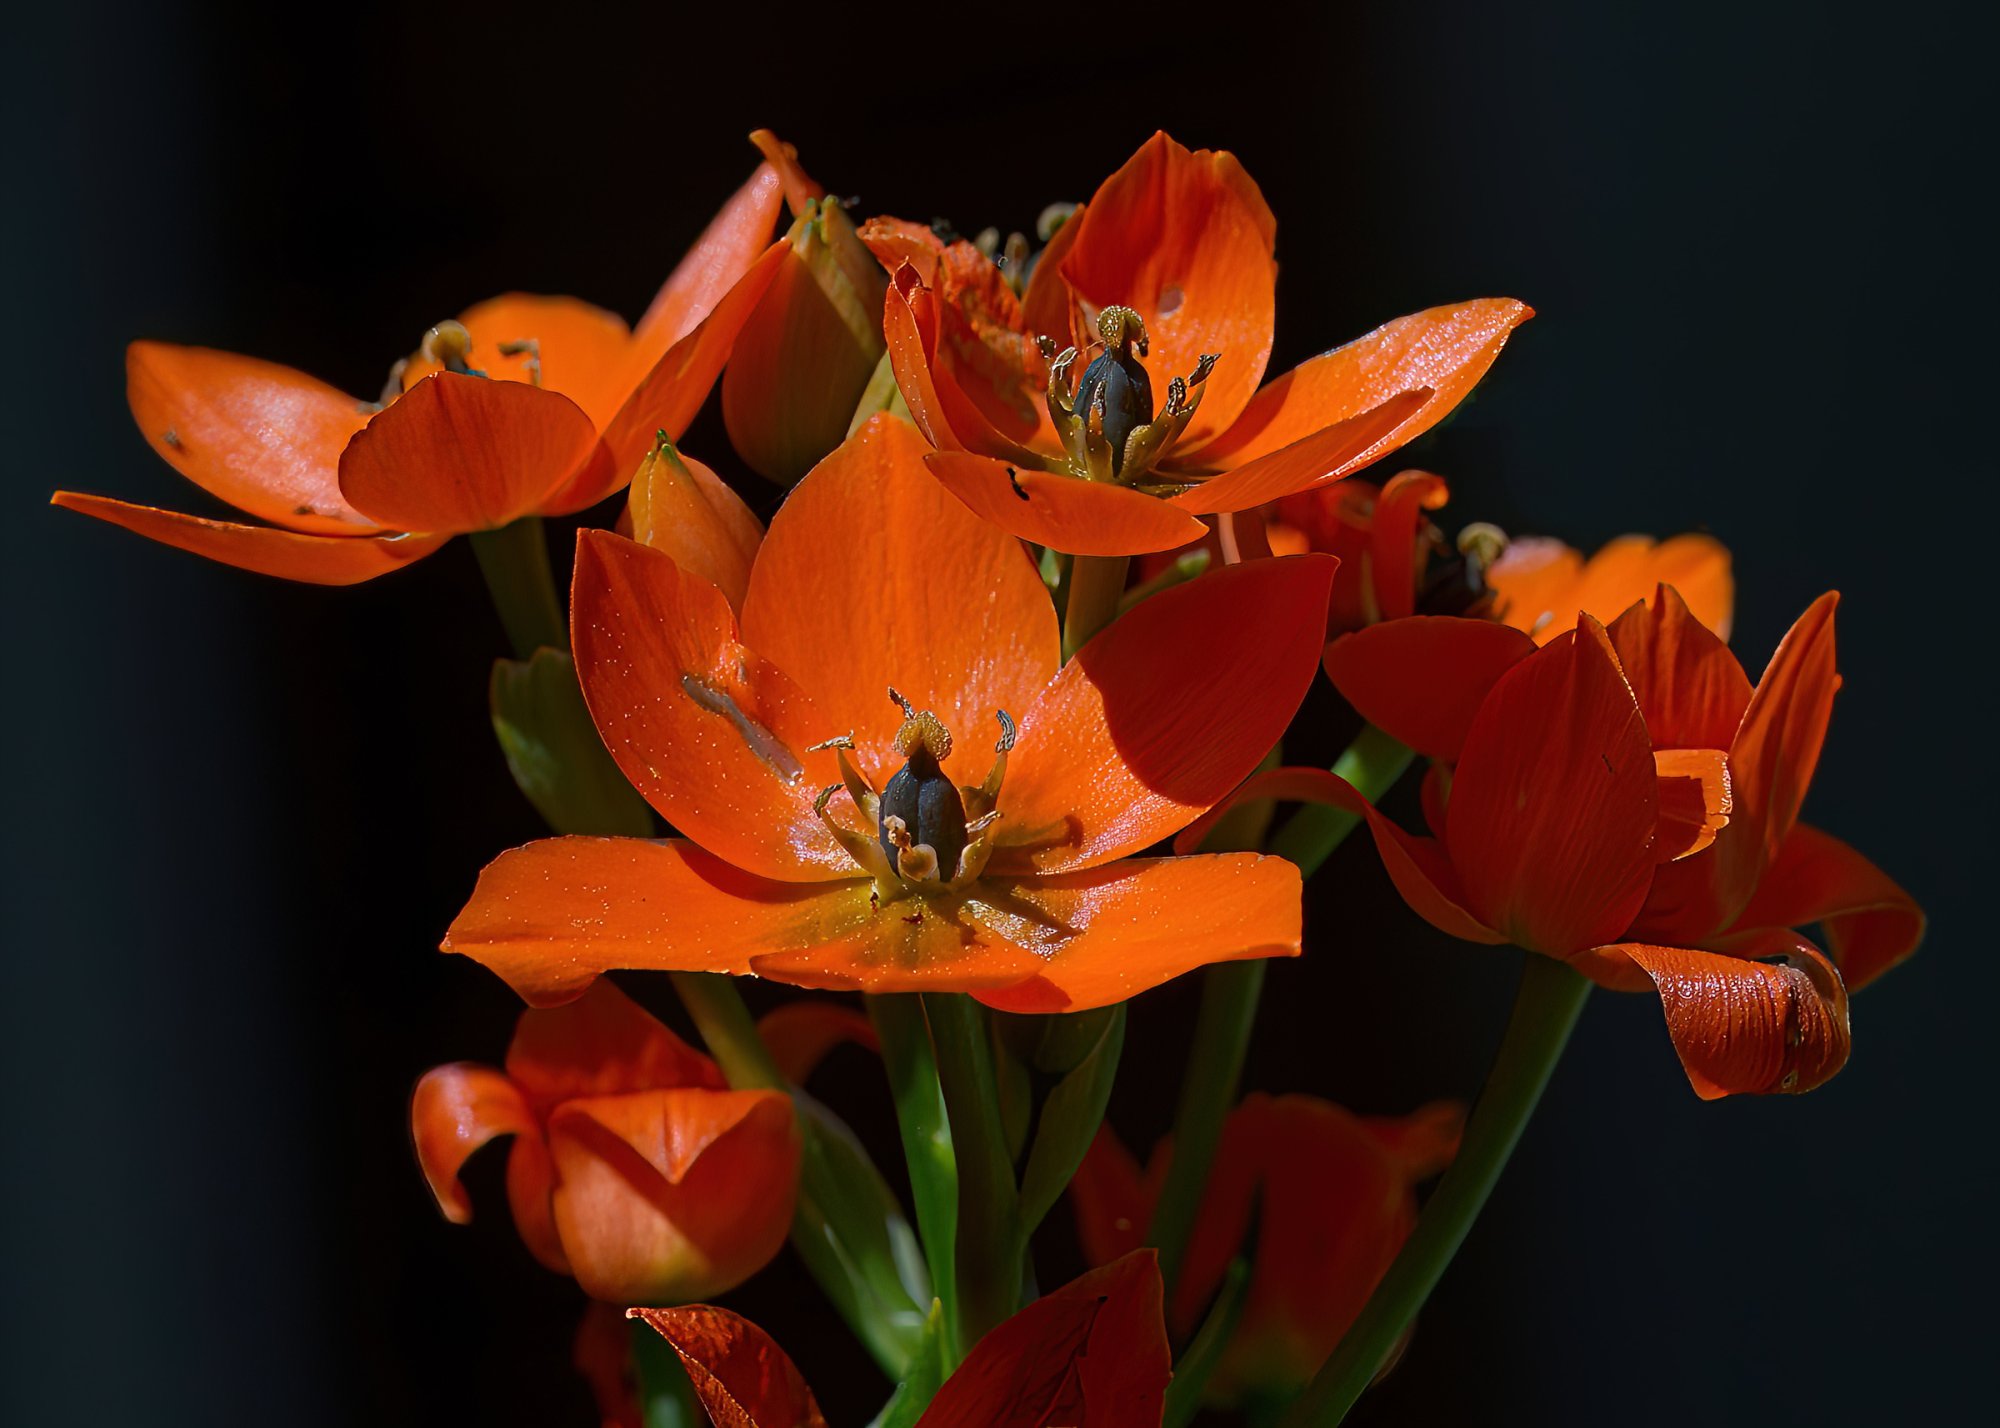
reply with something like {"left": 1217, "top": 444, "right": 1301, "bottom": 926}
{"left": 489, "top": 649, "right": 654, "bottom": 837}
{"left": 1014, "top": 1002, "right": 1126, "bottom": 1236}
{"left": 867, "top": 1299, "right": 950, "bottom": 1428}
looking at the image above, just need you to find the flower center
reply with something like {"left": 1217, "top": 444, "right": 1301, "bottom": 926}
{"left": 1041, "top": 306, "right": 1218, "bottom": 487}
{"left": 809, "top": 688, "right": 1017, "bottom": 895}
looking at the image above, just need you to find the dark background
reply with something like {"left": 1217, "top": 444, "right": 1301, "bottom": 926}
{"left": 6, "top": 3, "right": 1991, "bottom": 1423}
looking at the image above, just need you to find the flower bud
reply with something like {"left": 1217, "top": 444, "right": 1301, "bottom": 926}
{"left": 721, "top": 132, "right": 887, "bottom": 485}
{"left": 411, "top": 981, "right": 801, "bottom": 1305}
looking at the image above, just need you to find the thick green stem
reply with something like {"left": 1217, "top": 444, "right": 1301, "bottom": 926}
{"left": 1284, "top": 955, "right": 1591, "bottom": 1426}
{"left": 922, "top": 993, "right": 1020, "bottom": 1361}
{"left": 1162, "top": 1257, "right": 1250, "bottom": 1428}
{"left": 1147, "top": 726, "right": 1416, "bottom": 1301}
{"left": 869, "top": 993, "right": 959, "bottom": 1348}
{"left": 1061, "top": 554, "right": 1130, "bottom": 660}
{"left": 469, "top": 517, "right": 566, "bottom": 658}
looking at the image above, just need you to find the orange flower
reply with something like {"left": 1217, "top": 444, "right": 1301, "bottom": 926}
{"left": 1071, "top": 1096, "right": 1462, "bottom": 1404}
{"left": 444, "top": 415, "right": 1327, "bottom": 1012}
{"left": 411, "top": 980, "right": 800, "bottom": 1304}
{"left": 631, "top": 1249, "right": 1170, "bottom": 1427}
{"left": 1487, "top": 531, "right": 1733, "bottom": 643}
{"left": 53, "top": 154, "right": 792, "bottom": 584}
{"left": 874, "top": 132, "right": 1531, "bottom": 555}
{"left": 1264, "top": 586, "right": 1923, "bottom": 1096}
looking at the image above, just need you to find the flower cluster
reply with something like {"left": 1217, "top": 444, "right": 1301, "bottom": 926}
{"left": 60, "top": 129, "right": 1922, "bottom": 1425}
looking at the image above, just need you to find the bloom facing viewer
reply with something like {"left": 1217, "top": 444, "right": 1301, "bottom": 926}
{"left": 445, "top": 414, "right": 1328, "bottom": 1012}
{"left": 411, "top": 981, "right": 800, "bottom": 1304}
{"left": 875, "top": 131, "right": 1532, "bottom": 555}
{"left": 52, "top": 149, "right": 793, "bottom": 583}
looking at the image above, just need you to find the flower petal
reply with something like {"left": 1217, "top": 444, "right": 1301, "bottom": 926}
{"left": 410, "top": 1061, "right": 539, "bottom": 1224}
{"left": 623, "top": 441, "right": 763, "bottom": 613}
{"left": 1322, "top": 616, "right": 1536, "bottom": 762}
{"left": 570, "top": 530, "right": 846, "bottom": 881}
{"left": 969, "top": 853, "right": 1302, "bottom": 1014}
{"left": 1495, "top": 534, "right": 1733, "bottom": 644}
{"left": 49, "top": 492, "right": 446, "bottom": 584}
{"left": 632, "top": 158, "right": 789, "bottom": 357}
{"left": 123, "top": 341, "right": 378, "bottom": 533}
{"left": 1594, "top": 930, "right": 1851, "bottom": 1098}
{"left": 629, "top": 1304, "right": 828, "bottom": 1428}
{"left": 1058, "top": 133, "right": 1278, "bottom": 446}
{"left": 755, "top": 1001, "right": 880, "bottom": 1087}
{"left": 504, "top": 980, "right": 723, "bottom": 1108}
{"left": 443, "top": 836, "right": 1045, "bottom": 1005}
{"left": 917, "top": 1251, "right": 1168, "bottom": 1428}
{"left": 883, "top": 265, "right": 1046, "bottom": 463}
{"left": 1368, "top": 470, "right": 1452, "bottom": 621}
{"left": 740, "top": 416, "right": 1059, "bottom": 783}
{"left": 1652, "top": 747, "right": 1733, "bottom": 862}
{"left": 925, "top": 451, "right": 1210, "bottom": 556}
{"left": 1173, "top": 768, "right": 1504, "bottom": 946}
{"left": 1604, "top": 583, "right": 1753, "bottom": 750}
{"left": 447, "top": 293, "right": 637, "bottom": 430}
{"left": 1447, "top": 620, "right": 1658, "bottom": 954}
{"left": 583, "top": 240, "right": 791, "bottom": 508}
{"left": 338, "top": 373, "right": 609, "bottom": 533}
{"left": 998, "top": 556, "right": 1335, "bottom": 872}
{"left": 1068, "top": 1125, "right": 1151, "bottom": 1269}
{"left": 1182, "top": 298, "right": 1533, "bottom": 471}
{"left": 1733, "top": 822, "right": 1924, "bottom": 990}
{"left": 1167, "top": 387, "right": 1433, "bottom": 514}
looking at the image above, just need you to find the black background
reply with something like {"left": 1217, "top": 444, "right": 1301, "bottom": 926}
{"left": 6, "top": 3, "right": 1992, "bottom": 1424}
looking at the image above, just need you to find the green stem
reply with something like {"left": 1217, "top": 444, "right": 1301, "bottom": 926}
{"left": 869, "top": 994, "right": 959, "bottom": 1349}
{"left": 1162, "top": 1257, "right": 1250, "bottom": 1428}
{"left": 469, "top": 516, "right": 566, "bottom": 658}
{"left": 669, "top": 971, "right": 783, "bottom": 1090}
{"left": 921, "top": 993, "right": 1020, "bottom": 1361}
{"left": 630, "top": 1316, "right": 704, "bottom": 1428}
{"left": 1283, "top": 955, "right": 1591, "bottom": 1426}
{"left": 1061, "top": 554, "right": 1130, "bottom": 660}
{"left": 1147, "top": 726, "right": 1416, "bottom": 1301}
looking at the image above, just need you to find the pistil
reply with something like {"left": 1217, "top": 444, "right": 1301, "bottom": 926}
{"left": 1042, "top": 307, "right": 1218, "bottom": 487}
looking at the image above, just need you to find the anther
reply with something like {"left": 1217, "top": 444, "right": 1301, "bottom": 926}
{"left": 421, "top": 320, "right": 483, "bottom": 377}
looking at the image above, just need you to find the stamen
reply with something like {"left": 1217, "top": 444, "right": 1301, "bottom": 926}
{"left": 421, "top": 320, "right": 484, "bottom": 377}
{"left": 497, "top": 338, "right": 543, "bottom": 387}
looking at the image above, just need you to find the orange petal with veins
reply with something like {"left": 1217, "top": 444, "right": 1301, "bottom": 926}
{"left": 630, "top": 1304, "right": 828, "bottom": 1428}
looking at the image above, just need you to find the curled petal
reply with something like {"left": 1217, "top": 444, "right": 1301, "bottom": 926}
{"left": 1368, "top": 470, "right": 1452, "bottom": 621}
{"left": 741, "top": 417, "right": 1058, "bottom": 780}
{"left": 629, "top": 1304, "right": 828, "bottom": 1428}
{"left": 970, "top": 853, "right": 1303, "bottom": 1014}
{"left": 1322, "top": 617, "right": 1536, "bottom": 762}
{"left": 505, "top": 980, "right": 723, "bottom": 1107}
{"left": 925, "top": 451, "right": 1209, "bottom": 556}
{"left": 883, "top": 267, "right": 1046, "bottom": 464}
{"left": 1185, "top": 297, "right": 1533, "bottom": 471}
{"left": 1734, "top": 822, "right": 1924, "bottom": 990}
{"left": 570, "top": 531, "right": 845, "bottom": 881}
{"left": 1447, "top": 620, "right": 1658, "bottom": 954}
{"left": 999, "top": 556, "right": 1335, "bottom": 872}
{"left": 1059, "top": 132, "right": 1278, "bottom": 446}
{"left": 124, "top": 341, "right": 377, "bottom": 533}
{"left": 1596, "top": 931, "right": 1851, "bottom": 1098}
{"left": 1167, "top": 387, "right": 1433, "bottom": 514}
{"left": 410, "top": 1062, "right": 539, "bottom": 1224}
{"left": 338, "top": 373, "right": 609, "bottom": 533}
{"left": 50, "top": 493, "right": 446, "bottom": 584}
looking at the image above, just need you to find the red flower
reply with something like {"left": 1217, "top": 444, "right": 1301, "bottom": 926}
{"left": 444, "top": 415, "right": 1328, "bottom": 1012}
{"left": 411, "top": 981, "right": 799, "bottom": 1303}
{"left": 630, "top": 1250, "right": 1170, "bottom": 1427}
{"left": 1215, "top": 586, "right": 1921, "bottom": 1096}
{"left": 875, "top": 132, "right": 1530, "bottom": 555}
{"left": 54, "top": 153, "right": 791, "bottom": 582}
{"left": 1071, "top": 1096, "right": 1462, "bottom": 1403}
